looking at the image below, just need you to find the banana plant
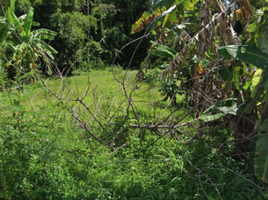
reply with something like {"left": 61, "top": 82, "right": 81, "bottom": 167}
{"left": 134, "top": 0, "right": 268, "bottom": 183}
{"left": 0, "top": 0, "right": 57, "bottom": 80}
{"left": 131, "top": 0, "right": 199, "bottom": 35}
{"left": 218, "top": 44, "right": 268, "bottom": 182}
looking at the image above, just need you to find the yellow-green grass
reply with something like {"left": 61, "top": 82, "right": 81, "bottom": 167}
{"left": 1, "top": 69, "right": 190, "bottom": 125}
{"left": 42, "top": 70, "right": 162, "bottom": 113}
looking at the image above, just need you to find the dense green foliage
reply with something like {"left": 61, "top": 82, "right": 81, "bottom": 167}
{"left": 0, "top": 0, "right": 152, "bottom": 73}
{"left": 1, "top": 0, "right": 268, "bottom": 199}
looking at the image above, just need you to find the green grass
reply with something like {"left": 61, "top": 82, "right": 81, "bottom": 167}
{"left": 12, "top": 69, "right": 189, "bottom": 126}
{"left": 0, "top": 69, "right": 265, "bottom": 200}
{"left": 19, "top": 70, "right": 159, "bottom": 107}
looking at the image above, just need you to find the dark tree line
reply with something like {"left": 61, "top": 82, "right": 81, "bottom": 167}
{"left": 0, "top": 0, "right": 153, "bottom": 73}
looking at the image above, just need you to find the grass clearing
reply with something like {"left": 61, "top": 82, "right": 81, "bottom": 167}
{"left": 0, "top": 69, "right": 265, "bottom": 199}
{"left": 13, "top": 69, "right": 189, "bottom": 125}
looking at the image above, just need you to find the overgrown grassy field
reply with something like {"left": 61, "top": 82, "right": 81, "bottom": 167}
{"left": 16, "top": 69, "right": 161, "bottom": 113}
{"left": 16, "top": 69, "right": 188, "bottom": 126}
{"left": 0, "top": 70, "right": 266, "bottom": 199}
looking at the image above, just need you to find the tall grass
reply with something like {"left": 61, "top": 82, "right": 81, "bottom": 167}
{"left": 0, "top": 69, "right": 266, "bottom": 199}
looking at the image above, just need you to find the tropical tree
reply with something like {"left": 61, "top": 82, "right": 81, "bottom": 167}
{"left": 0, "top": 0, "right": 57, "bottom": 83}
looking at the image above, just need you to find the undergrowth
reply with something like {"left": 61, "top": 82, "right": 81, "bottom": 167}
{"left": 0, "top": 70, "right": 266, "bottom": 199}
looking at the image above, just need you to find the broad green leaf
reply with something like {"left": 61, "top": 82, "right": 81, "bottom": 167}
{"left": 152, "top": 44, "right": 177, "bottom": 59}
{"left": 182, "top": 0, "right": 199, "bottom": 10}
{"left": 10, "top": 0, "right": 15, "bottom": 13}
{"left": 243, "top": 78, "right": 252, "bottom": 91}
{"left": 250, "top": 68, "right": 263, "bottom": 98}
{"left": 32, "top": 28, "right": 57, "bottom": 38}
{"left": 216, "top": 105, "right": 237, "bottom": 115}
{"left": 218, "top": 45, "right": 268, "bottom": 69}
{"left": 38, "top": 35, "right": 55, "bottom": 41}
{"left": 23, "top": 7, "right": 34, "bottom": 37}
{"left": 257, "top": 23, "right": 268, "bottom": 55}
{"left": 249, "top": 23, "right": 257, "bottom": 33}
{"left": 33, "top": 28, "right": 57, "bottom": 36}
{"left": 155, "top": 0, "right": 198, "bottom": 31}
{"left": 200, "top": 98, "right": 238, "bottom": 122}
{"left": 199, "top": 113, "right": 225, "bottom": 122}
{"left": 164, "top": 4, "right": 185, "bottom": 29}
{"left": 153, "top": 0, "right": 198, "bottom": 11}
{"left": 162, "top": 12, "right": 175, "bottom": 28}
{"left": 255, "top": 119, "right": 268, "bottom": 182}
{"left": 40, "top": 40, "right": 57, "bottom": 54}
{"left": 34, "top": 39, "right": 58, "bottom": 57}
{"left": 7, "top": 8, "right": 23, "bottom": 33}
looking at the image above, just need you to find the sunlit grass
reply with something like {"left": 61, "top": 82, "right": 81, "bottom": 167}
{"left": 1, "top": 69, "right": 191, "bottom": 126}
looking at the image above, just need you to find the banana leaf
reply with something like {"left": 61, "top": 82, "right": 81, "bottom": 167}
{"left": 7, "top": 8, "right": 23, "bottom": 33}
{"left": 218, "top": 45, "right": 268, "bottom": 69}
{"left": 23, "top": 7, "right": 34, "bottom": 37}
{"left": 199, "top": 98, "right": 238, "bottom": 122}
{"left": 152, "top": 44, "right": 177, "bottom": 59}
